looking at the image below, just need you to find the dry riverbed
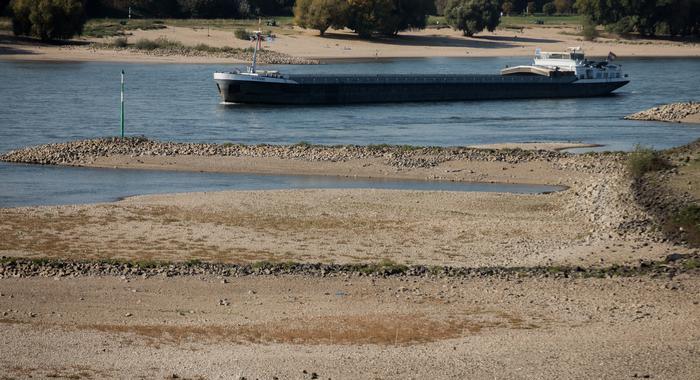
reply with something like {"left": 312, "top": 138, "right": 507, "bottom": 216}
{"left": 1, "top": 274, "right": 699, "bottom": 379}
{"left": 1, "top": 138, "right": 699, "bottom": 379}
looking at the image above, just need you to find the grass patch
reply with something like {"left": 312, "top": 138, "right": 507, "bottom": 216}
{"left": 627, "top": 144, "right": 671, "bottom": 179}
{"left": 682, "top": 258, "right": 699, "bottom": 270}
{"left": 185, "top": 258, "right": 203, "bottom": 266}
{"left": 133, "top": 37, "right": 183, "bottom": 50}
{"left": 83, "top": 19, "right": 167, "bottom": 38}
{"left": 500, "top": 14, "right": 584, "bottom": 27}
{"left": 669, "top": 205, "right": 700, "bottom": 247}
{"left": 425, "top": 14, "right": 584, "bottom": 30}
{"left": 234, "top": 28, "right": 251, "bottom": 40}
{"left": 366, "top": 143, "right": 424, "bottom": 152}
{"left": 102, "top": 37, "right": 253, "bottom": 55}
{"left": 111, "top": 36, "right": 128, "bottom": 48}
{"left": 293, "top": 141, "right": 313, "bottom": 148}
{"left": 0, "top": 17, "right": 11, "bottom": 31}
{"left": 83, "top": 17, "right": 298, "bottom": 38}
{"left": 164, "top": 17, "right": 294, "bottom": 29}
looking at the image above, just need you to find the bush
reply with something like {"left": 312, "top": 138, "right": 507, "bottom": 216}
{"left": 112, "top": 36, "right": 128, "bottom": 47}
{"left": 234, "top": 27, "right": 251, "bottom": 40}
{"left": 133, "top": 37, "right": 183, "bottom": 50}
{"left": 605, "top": 16, "right": 636, "bottom": 36}
{"left": 627, "top": 145, "right": 671, "bottom": 179}
{"left": 444, "top": 0, "right": 500, "bottom": 37}
{"left": 666, "top": 205, "right": 700, "bottom": 247}
{"left": 581, "top": 16, "right": 598, "bottom": 41}
{"left": 10, "top": 0, "right": 86, "bottom": 41}
{"left": 542, "top": 2, "right": 555, "bottom": 15}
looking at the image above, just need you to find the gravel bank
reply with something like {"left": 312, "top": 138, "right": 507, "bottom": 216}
{"left": 89, "top": 45, "right": 319, "bottom": 65}
{"left": 1, "top": 254, "right": 697, "bottom": 279}
{"left": 0, "top": 136, "right": 620, "bottom": 172}
{"left": 625, "top": 101, "right": 700, "bottom": 123}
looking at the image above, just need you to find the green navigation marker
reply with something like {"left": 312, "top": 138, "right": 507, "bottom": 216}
{"left": 120, "top": 70, "right": 125, "bottom": 138}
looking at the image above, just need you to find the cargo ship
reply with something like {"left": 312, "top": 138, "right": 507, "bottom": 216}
{"left": 213, "top": 33, "right": 629, "bottom": 105}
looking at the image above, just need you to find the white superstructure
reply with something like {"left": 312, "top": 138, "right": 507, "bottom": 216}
{"left": 533, "top": 47, "right": 627, "bottom": 82}
{"left": 213, "top": 30, "right": 295, "bottom": 85}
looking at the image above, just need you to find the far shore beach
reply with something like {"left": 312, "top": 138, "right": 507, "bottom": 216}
{"left": 1, "top": 23, "right": 699, "bottom": 64}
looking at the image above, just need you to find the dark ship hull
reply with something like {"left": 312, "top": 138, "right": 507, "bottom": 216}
{"left": 215, "top": 74, "right": 629, "bottom": 105}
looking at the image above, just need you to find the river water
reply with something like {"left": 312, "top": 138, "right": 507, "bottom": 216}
{"left": 0, "top": 57, "right": 698, "bottom": 206}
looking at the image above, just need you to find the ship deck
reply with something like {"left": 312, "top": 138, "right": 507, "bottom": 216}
{"left": 282, "top": 73, "right": 577, "bottom": 85}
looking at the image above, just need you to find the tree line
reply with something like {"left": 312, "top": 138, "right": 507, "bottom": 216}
{"left": 575, "top": 0, "right": 700, "bottom": 37}
{"left": 85, "top": 0, "right": 295, "bottom": 19}
{"left": 3, "top": 0, "right": 698, "bottom": 41}
{"left": 294, "top": 0, "right": 437, "bottom": 37}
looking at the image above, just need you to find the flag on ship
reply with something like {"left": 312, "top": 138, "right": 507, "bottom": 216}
{"left": 607, "top": 51, "right": 617, "bottom": 62}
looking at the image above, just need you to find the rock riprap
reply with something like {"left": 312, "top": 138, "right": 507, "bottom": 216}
{"left": 0, "top": 256, "right": 696, "bottom": 280}
{"left": 625, "top": 102, "right": 700, "bottom": 123}
{"left": 0, "top": 137, "right": 623, "bottom": 172}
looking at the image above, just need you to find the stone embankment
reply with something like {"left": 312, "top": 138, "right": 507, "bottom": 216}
{"left": 0, "top": 136, "right": 623, "bottom": 172}
{"left": 0, "top": 255, "right": 696, "bottom": 280}
{"left": 625, "top": 102, "right": 700, "bottom": 123}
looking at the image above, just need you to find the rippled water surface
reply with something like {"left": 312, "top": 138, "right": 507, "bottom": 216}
{"left": 1, "top": 57, "right": 699, "bottom": 153}
{"left": 1, "top": 58, "right": 698, "bottom": 206}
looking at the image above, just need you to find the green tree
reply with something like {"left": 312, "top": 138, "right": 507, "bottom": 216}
{"left": 444, "top": 0, "right": 500, "bottom": 36}
{"left": 435, "top": 0, "right": 449, "bottom": 14}
{"left": 542, "top": 1, "right": 555, "bottom": 14}
{"left": 581, "top": 15, "right": 598, "bottom": 40}
{"left": 380, "top": 0, "right": 436, "bottom": 35}
{"left": 502, "top": 1, "right": 513, "bottom": 15}
{"left": 526, "top": 1, "right": 534, "bottom": 13}
{"left": 553, "top": 0, "right": 571, "bottom": 13}
{"left": 575, "top": 0, "right": 699, "bottom": 36}
{"left": 294, "top": 0, "right": 348, "bottom": 36}
{"left": 345, "top": 0, "right": 395, "bottom": 38}
{"left": 10, "top": 0, "right": 86, "bottom": 41}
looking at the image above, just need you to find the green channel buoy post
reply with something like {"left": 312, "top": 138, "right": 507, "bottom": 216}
{"left": 120, "top": 70, "right": 125, "bottom": 138}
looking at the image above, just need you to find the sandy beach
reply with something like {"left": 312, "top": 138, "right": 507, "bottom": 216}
{"left": 2, "top": 23, "right": 699, "bottom": 63}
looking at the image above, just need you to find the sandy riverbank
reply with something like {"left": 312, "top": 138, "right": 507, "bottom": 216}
{"left": 2, "top": 24, "right": 699, "bottom": 63}
{"left": 2, "top": 139, "right": 699, "bottom": 378}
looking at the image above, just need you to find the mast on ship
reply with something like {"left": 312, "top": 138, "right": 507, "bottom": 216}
{"left": 249, "top": 30, "right": 262, "bottom": 73}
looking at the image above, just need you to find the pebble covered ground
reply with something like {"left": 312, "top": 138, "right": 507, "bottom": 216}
{"left": 88, "top": 45, "right": 319, "bottom": 64}
{"left": 0, "top": 253, "right": 697, "bottom": 279}
{"left": 0, "top": 136, "right": 616, "bottom": 170}
{"left": 625, "top": 101, "right": 700, "bottom": 122}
